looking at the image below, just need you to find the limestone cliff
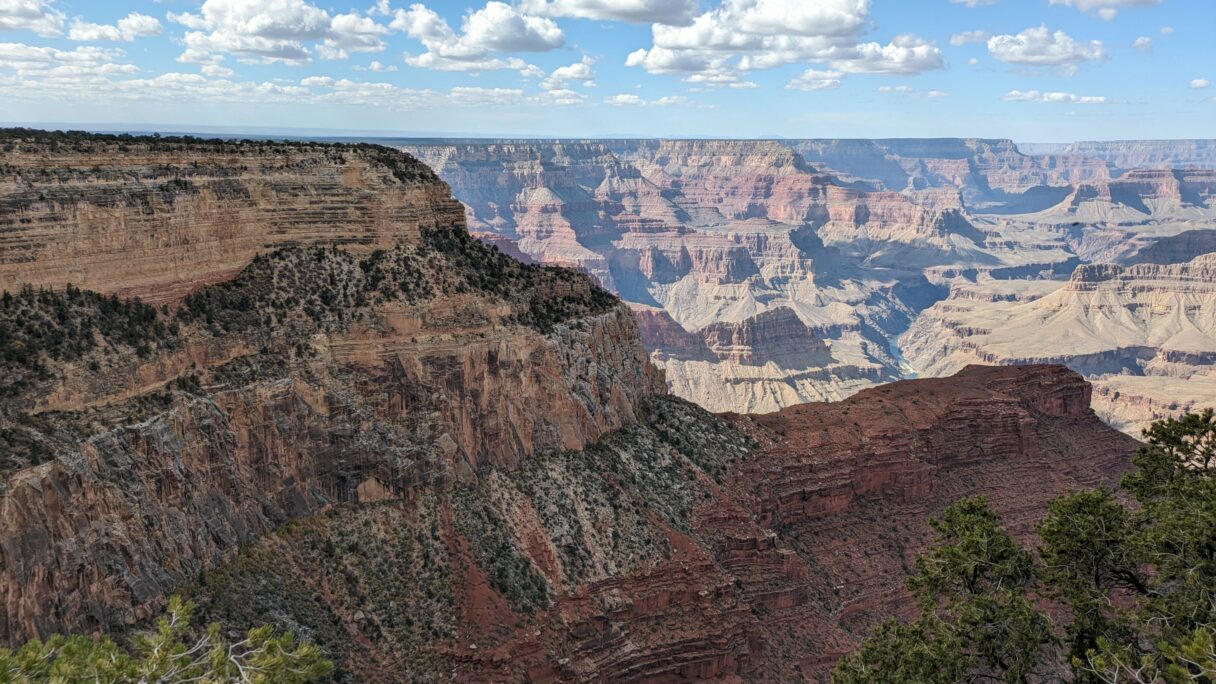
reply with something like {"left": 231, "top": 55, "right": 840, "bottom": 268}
{"left": 185, "top": 365, "right": 1136, "bottom": 682}
{"left": 0, "top": 130, "right": 465, "bottom": 303}
{"left": 0, "top": 131, "right": 663, "bottom": 643}
{"left": 0, "top": 132, "right": 1143, "bottom": 682}
{"left": 902, "top": 255, "right": 1216, "bottom": 433}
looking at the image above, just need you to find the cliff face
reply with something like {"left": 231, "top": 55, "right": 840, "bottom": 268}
{"left": 402, "top": 137, "right": 1216, "bottom": 430}
{"left": 1035, "top": 139, "right": 1216, "bottom": 171}
{"left": 786, "top": 138, "right": 1111, "bottom": 205}
{"left": 0, "top": 132, "right": 1142, "bottom": 681}
{"left": 0, "top": 134, "right": 465, "bottom": 304}
{"left": 902, "top": 254, "right": 1216, "bottom": 434}
{"left": 402, "top": 139, "right": 999, "bottom": 415}
{"left": 0, "top": 132, "right": 662, "bottom": 643}
{"left": 185, "top": 365, "right": 1136, "bottom": 682}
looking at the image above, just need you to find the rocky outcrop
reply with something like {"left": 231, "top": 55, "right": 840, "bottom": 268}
{"left": 902, "top": 255, "right": 1216, "bottom": 433}
{"left": 1124, "top": 229, "right": 1216, "bottom": 265}
{"left": 184, "top": 366, "right": 1136, "bottom": 682}
{"left": 0, "top": 132, "right": 465, "bottom": 304}
{"left": 1030, "top": 168, "right": 1216, "bottom": 224}
{"left": 0, "top": 131, "right": 663, "bottom": 643}
{"left": 1028, "top": 139, "right": 1216, "bottom": 171}
{"left": 699, "top": 307, "right": 831, "bottom": 367}
{"left": 0, "top": 131, "right": 1144, "bottom": 682}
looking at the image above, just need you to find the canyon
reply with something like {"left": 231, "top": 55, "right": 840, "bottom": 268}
{"left": 0, "top": 130, "right": 1140, "bottom": 681}
{"left": 401, "top": 137, "right": 1216, "bottom": 433}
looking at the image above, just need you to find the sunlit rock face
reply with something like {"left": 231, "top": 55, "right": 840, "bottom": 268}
{"left": 405, "top": 137, "right": 1216, "bottom": 430}
{"left": 0, "top": 132, "right": 1142, "bottom": 682}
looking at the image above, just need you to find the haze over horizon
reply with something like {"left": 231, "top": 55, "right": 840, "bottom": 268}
{"left": 1, "top": 0, "right": 1213, "bottom": 142}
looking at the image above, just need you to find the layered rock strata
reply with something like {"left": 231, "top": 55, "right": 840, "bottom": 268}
{"left": 0, "top": 132, "right": 1140, "bottom": 682}
{"left": 903, "top": 255, "right": 1216, "bottom": 433}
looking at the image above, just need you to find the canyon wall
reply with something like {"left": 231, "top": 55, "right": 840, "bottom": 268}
{"left": 186, "top": 365, "right": 1137, "bottom": 682}
{"left": 403, "top": 139, "right": 998, "bottom": 414}
{"left": 0, "top": 132, "right": 663, "bottom": 643}
{"left": 0, "top": 133, "right": 464, "bottom": 304}
{"left": 405, "top": 137, "right": 1216, "bottom": 431}
{"left": 902, "top": 255, "right": 1216, "bottom": 433}
{"left": 0, "top": 131, "right": 1143, "bottom": 681}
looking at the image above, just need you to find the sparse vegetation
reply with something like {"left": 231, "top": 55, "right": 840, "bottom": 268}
{"left": 453, "top": 485, "right": 552, "bottom": 613}
{"left": 0, "top": 284, "right": 178, "bottom": 398}
{"left": 833, "top": 410, "right": 1216, "bottom": 684}
{"left": 0, "top": 596, "right": 332, "bottom": 683}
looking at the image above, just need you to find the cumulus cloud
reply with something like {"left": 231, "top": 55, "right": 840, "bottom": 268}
{"left": 0, "top": 41, "right": 139, "bottom": 80}
{"left": 1002, "top": 89, "right": 1108, "bottom": 104}
{"left": 0, "top": 0, "right": 64, "bottom": 36}
{"left": 519, "top": 0, "right": 698, "bottom": 24}
{"left": 1131, "top": 36, "right": 1152, "bottom": 53}
{"left": 1047, "top": 0, "right": 1162, "bottom": 20}
{"left": 170, "top": 0, "right": 388, "bottom": 65}
{"left": 949, "top": 0, "right": 996, "bottom": 5}
{"left": 625, "top": 0, "right": 943, "bottom": 88}
{"left": 950, "top": 30, "right": 989, "bottom": 47}
{"left": 987, "top": 25, "right": 1105, "bottom": 72}
{"left": 541, "top": 55, "right": 595, "bottom": 89}
{"left": 786, "top": 68, "right": 842, "bottom": 91}
{"left": 354, "top": 60, "right": 397, "bottom": 72}
{"left": 391, "top": 2, "right": 561, "bottom": 73}
{"left": 68, "top": 13, "right": 162, "bottom": 42}
{"left": 605, "top": 92, "right": 703, "bottom": 106}
{"left": 0, "top": 56, "right": 567, "bottom": 113}
{"left": 877, "top": 85, "right": 948, "bottom": 98}
{"left": 1191, "top": 78, "right": 1211, "bottom": 90}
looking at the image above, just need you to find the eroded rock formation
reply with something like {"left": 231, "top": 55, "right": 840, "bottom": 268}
{"left": 903, "top": 255, "right": 1216, "bottom": 434}
{"left": 405, "top": 137, "right": 1216, "bottom": 431}
{"left": 0, "top": 131, "right": 1140, "bottom": 682}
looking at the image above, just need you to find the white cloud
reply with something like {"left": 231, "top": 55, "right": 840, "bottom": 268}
{"left": 1002, "top": 89, "right": 1108, "bottom": 104}
{"left": 0, "top": 58, "right": 574, "bottom": 113}
{"left": 0, "top": 41, "right": 139, "bottom": 78}
{"left": 625, "top": 1, "right": 943, "bottom": 88}
{"left": 1131, "top": 36, "right": 1152, "bottom": 53}
{"left": 1047, "top": 0, "right": 1162, "bottom": 20}
{"left": 949, "top": 0, "right": 996, "bottom": 5}
{"left": 170, "top": 0, "right": 388, "bottom": 65}
{"left": 391, "top": 2, "right": 560, "bottom": 73}
{"left": 835, "top": 35, "right": 945, "bottom": 74}
{"left": 541, "top": 87, "right": 586, "bottom": 105}
{"left": 1191, "top": 78, "right": 1211, "bottom": 90}
{"left": 878, "top": 85, "right": 948, "bottom": 98}
{"left": 201, "top": 63, "right": 234, "bottom": 77}
{"left": 541, "top": 55, "right": 595, "bottom": 89}
{"left": 786, "top": 68, "right": 842, "bottom": 91}
{"left": 1159, "top": 26, "right": 1174, "bottom": 36}
{"left": 519, "top": 0, "right": 697, "bottom": 24}
{"left": 950, "top": 30, "right": 989, "bottom": 46}
{"left": 354, "top": 59, "right": 397, "bottom": 72}
{"left": 68, "top": 13, "right": 163, "bottom": 42}
{"left": 987, "top": 25, "right": 1105, "bottom": 71}
{"left": 605, "top": 92, "right": 703, "bottom": 106}
{"left": 0, "top": 0, "right": 64, "bottom": 36}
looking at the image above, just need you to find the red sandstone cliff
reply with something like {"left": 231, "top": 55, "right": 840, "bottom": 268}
{"left": 0, "top": 132, "right": 1139, "bottom": 683}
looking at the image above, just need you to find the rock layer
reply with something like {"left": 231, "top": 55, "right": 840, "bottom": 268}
{"left": 0, "top": 133, "right": 464, "bottom": 303}
{"left": 187, "top": 365, "right": 1136, "bottom": 682}
{"left": 0, "top": 132, "right": 1142, "bottom": 682}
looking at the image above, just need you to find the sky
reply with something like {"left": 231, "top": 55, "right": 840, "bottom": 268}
{"left": 0, "top": 0, "right": 1213, "bottom": 141}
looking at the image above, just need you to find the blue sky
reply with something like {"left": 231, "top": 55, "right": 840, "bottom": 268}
{"left": 0, "top": 0, "right": 1212, "bottom": 141}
